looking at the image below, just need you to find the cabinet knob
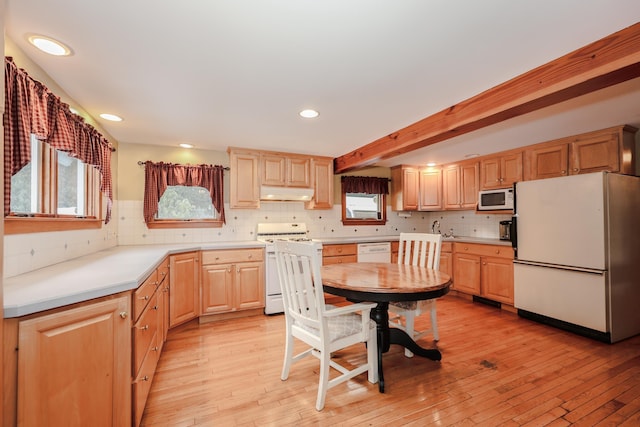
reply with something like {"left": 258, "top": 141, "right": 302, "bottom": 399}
{"left": 153, "top": 305, "right": 159, "bottom": 310}
{"left": 141, "top": 375, "right": 149, "bottom": 382}
{"left": 140, "top": 295, "right": 150, "bottom": 301}
{"left": 119, "top": 311, "right": 128, "bottom": 319}
{"left": 140, "top": 324, "right": 149, "bottom": 331}
{"left": 248, "top": 254, "right": 253, "bottom": 259}
{"left": 482, "top": 262, "right": 487, "bottom": 265}
{"left": 495, "top": 250, "right": 500, "bottom": 254}
{"left": 573, "top": 168, "right": 579, "bottom": 172}
{"left": 561, "top": 170, "right": 567, "bottom": 175}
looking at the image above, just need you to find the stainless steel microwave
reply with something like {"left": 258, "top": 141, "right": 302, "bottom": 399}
{"left": 478, "top": 188, "right": 514, "bottom": 210}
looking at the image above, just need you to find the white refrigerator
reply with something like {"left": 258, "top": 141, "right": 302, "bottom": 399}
{"left": 513, "top": 171, "right": 640, "bottom": 343}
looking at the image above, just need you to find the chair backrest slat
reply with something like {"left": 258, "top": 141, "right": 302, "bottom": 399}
{"left": 274, "top": 241, "right": 325, "bottom": 327}
{"left": 398, "top": 232, "right": 442, "bottom": 269}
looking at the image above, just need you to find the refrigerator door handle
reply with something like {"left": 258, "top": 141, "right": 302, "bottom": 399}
{"left": 513, "top": 259, "right": 605, "bottom": 275}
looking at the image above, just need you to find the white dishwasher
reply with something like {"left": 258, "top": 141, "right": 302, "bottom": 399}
{"left": 357, "top": 242, "right": 391, "bottom": 263}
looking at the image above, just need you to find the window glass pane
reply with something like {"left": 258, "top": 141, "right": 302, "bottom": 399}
{"left": 345, "top": 193, "right": 381, "bottom": 219}
{"left": 57, "top": 151, "right": 85, "bottom": 215}
{"left": 10, "top": 136, "right": 41, "bottom": 214}
{"left": 157, "top": 186, "right": 217, "bottom": 219}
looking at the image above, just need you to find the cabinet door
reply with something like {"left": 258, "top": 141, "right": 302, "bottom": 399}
{"left": 18, "top": 296, "right": 131, "bottom": 427}
{"left": 570, "top": 132, "right": 619, "bottom": 174}
{"left": 460, "top": 162, "right": 479, "bottom": 209}
{"left": 201, "top": 263, "right": 234, "bottom": 314}
{"left": 306, "top": 157, "right": 334, "bottom": 209}
{"left": 169, "top": 252, "right": 200, "bottom": 327}
{"left": 500, "top": 152, "right": 523, "bottom": 187}
{"left": 529, "top": 143, "right": 569, "bottom": 180}
{"left": 235, "top": 262, "right": 265, "bottom": 310}
{"left": 418, "top": 168, "right": 442, "bottom": 211}
{"left": 480, "top": 157, "right": 501, "bottom": 189}
{"left": 481, "top": 256, "right": 514, "bottom": 304}
{"left": 229, "top": 150, "right": 260, "bottom": 208}
{"left": 442, "top": 165, "right": 461, "bottom": 209}
{"left": 439, "top": 251, "right": 453, "bottom": 278}
{"left": 287, "top": 157, "right": 311, "bottom": 187}
{"left": 453, "top": 253, "right": 481, "bottom": 294}
{"left": 261, "top": 154, "right": 287, "bottom": 186}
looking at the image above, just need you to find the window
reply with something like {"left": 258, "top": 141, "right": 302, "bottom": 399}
{"left": 4, "top": 56, "right": 114, "bottom": 234}
{"left": 143, "top": 161, "right": 226, "bottom": 229}
{"left": 156, "top": 186, "right": 217, "bottom": 220}
{"left": 341, "top": 176, "right": 388, "bottom": 226}
{"left": 7, "top": 135, "right": 103, "bottom": 234}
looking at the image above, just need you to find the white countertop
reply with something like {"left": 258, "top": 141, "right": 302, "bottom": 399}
{"left": 3, "top": 235, "right": 511, "bottom": 318}
{"left": 3, "top": 241, "right": 264, "bottom": 318}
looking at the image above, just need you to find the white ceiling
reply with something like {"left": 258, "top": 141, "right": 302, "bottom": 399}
{"left": 5, "top": 1, "right": 640, "bottom": 169}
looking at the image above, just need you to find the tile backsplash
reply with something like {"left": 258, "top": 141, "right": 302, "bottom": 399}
{"left": 4, "top": 200, "right": 511, "bottom": 278}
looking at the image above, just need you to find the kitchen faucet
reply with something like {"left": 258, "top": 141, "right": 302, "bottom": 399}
{"left": 431, "top": 220, "right": 440, "bottom": 234}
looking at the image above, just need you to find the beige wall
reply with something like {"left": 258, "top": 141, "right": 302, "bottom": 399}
{"left": 117, "top": 142, "right": 230, "bottom": 201}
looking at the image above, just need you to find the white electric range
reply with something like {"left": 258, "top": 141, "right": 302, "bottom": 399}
{"left": 256, "top": 223, "right": 322, "bottom": 314}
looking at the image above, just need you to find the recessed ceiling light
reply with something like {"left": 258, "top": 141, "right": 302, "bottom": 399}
{"left": 99, "top": 113, "right": 123, "bottom": 122}
{"left": 299, "top": 109, "right": 319, "bottom": 119}
{"left": 426, "top": 162, "right": 437, "bottom": 167}
{"left": 179, "top": 143, "right": 194, "bottom": 149}
{"left": 27, "top": 34, "right": 72, "bottom": 56}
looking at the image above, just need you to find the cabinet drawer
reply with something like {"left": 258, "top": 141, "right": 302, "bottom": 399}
{"left": 133, "top": 292, "right": 159, "bottom": 373}
{"left": 157, "top": 257, "right": 170, "bottom": 285}
{"left": 201, "top": 248, "right": 264, "bottom": 265}
{"left": 323, "top": 255, "right": 358, "bottom": 265}
{"left": 322, "top": 244, "right": 357, "bottom": 257}
{"left": 441, "top": 241, "right": 453, "bottom": 253}
{"left": 133, "top": 334, "right": 159, "bottom": 427}
{"left": 133, "top": 270, "right": 159, "bottom": 321}
{"left": 454, "top": 243, "right": 513, "bottom": 259}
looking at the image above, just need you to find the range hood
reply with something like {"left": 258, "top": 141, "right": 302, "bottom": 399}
{"left": 260, "top": 186, "right": 314, "bottom": 201}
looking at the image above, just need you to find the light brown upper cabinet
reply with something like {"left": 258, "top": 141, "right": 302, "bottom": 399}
{"left": 525, "top": 125, "right": 638, "bottom": 180}
{"left": 390, "top": 165, "right": 420, "bottom": 211}
{"left": 480, "top": 151, "right": 523, "bottom": 190}
{"left": 391, "top": 165, "right": 442, "bottom": 211}
{"left": 260, "top": 153, "right": 311, "bottom": 187}
{"left": 418, "top": 167, "right": 443, "bottom": 211}
{"left": 443, "top": 161, "right": 479, "bottom": 210}
{"left": 228, "top": 148, "right": 260, "bottom": 208}
{"left": 305, "top": 156, "right": 334, "bottom": 209}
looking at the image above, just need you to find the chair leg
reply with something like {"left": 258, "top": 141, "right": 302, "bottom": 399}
{"left": 430, "top": 301, "right": 439, "bottom": 342}
{"left": 281, "top": 329, "right": 294, "bottom": 380}
{"left": 404, "top": 311, "right": 415, "bottom": 358}
{"left": 367, "top": 325, "right": 378, "bottom": 384}
{"left": 316, "top": 349, "right": 331, "bottom": 411}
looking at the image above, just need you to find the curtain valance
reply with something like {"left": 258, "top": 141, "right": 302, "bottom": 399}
{"left": 3, "top": 56, "right": 114, "bottom": 222}
{"left": 341, "top": 176, "right": 389, "bottom": 194}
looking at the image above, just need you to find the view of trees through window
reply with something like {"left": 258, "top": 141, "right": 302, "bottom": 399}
{"left": 157, "top": 186, "right": 217, "bottom": 219}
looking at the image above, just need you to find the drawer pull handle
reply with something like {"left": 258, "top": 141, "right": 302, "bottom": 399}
{"left": 152, "top": 346, "right": 159, "bottom": 352}
{"left": 139, "top": 295, "right": 150, "bottom": 301}
{"left": 141, "top": 375, "right": 149, "bottom": 382}
{"left": 139, "top": 325, "right": 149, "bottom": 331}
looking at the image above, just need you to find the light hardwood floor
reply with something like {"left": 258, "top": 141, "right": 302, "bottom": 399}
{"left": 141, "top": 295, "right": 640, "bottom": 426}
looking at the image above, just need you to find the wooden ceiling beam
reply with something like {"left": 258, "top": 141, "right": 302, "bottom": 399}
{"left": 333, "top": 22, "right": 640, "bottom": 173}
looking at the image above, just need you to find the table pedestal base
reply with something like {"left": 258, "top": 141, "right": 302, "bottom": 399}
{"left": 371, "top": 302, "right": 441, "bottom": 393}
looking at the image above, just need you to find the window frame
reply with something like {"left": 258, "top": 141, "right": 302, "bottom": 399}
{"left": 6, "top": 136, "right": 104, "bottom": 235}
{"left": 341, "top": 190, "right": 387, "bottom": 226}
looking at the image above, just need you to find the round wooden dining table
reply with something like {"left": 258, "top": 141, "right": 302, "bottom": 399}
{"left": 321, "top": 262, "right": 451, "bottom": 393}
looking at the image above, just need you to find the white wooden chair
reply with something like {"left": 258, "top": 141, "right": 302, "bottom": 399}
{"left": 274, "top": 240, "right": 378, "bottom": 411}
{"left": 389, "top": 232, "right": 442, "bottom": 357}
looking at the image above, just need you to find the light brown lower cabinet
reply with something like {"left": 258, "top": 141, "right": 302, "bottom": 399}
{"left": 322, "top": 243, "right": 357, "bottom": 265}
{"left": 15, "top": 295, "right": 131, "bottom": 427}
{"left": 452, "top": 243, "right": 514, "bottom": 305}
{"left": 169, "top": 251, "right": 200, "bottom": 327}
{"left": 200, "top": 248, "right": 264, "bottom": 316}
